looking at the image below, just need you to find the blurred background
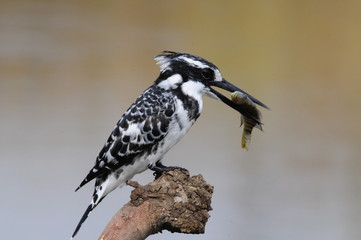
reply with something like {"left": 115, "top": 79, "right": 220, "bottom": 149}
{"left": 1, "top": 1, "right": 360, "bottom": 240}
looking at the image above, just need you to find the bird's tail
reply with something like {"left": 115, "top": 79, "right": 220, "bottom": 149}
{"left": 71, "top": 189, "right": 106, "bottom": 239}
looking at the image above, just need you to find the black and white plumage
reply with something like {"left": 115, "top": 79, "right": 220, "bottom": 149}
{"left": 72, "top": 51, "right": 268, "bottom": 238}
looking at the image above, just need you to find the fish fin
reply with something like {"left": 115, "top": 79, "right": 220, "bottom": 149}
{"left": 255, "top": 123, "right": 263, "bottom": 131}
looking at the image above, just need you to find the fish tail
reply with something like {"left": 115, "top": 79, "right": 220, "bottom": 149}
{"left": 241, "top": 132, "right": 251, "bottom": 150}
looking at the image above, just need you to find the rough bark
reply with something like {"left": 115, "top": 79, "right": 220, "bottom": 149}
{"left": 98, "top": 169, "right": 214, "bottom": 240}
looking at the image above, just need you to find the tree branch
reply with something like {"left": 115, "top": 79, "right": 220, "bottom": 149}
{"left": 99, "top": 169, "right": 214, "bottom": 240}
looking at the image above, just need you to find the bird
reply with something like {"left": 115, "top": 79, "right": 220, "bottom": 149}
{"left": 71, "top": 51, "right": 269, "bottom": 238}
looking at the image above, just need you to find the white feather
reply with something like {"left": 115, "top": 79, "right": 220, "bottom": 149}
{"left": 154, "top": 55, "right": 171, "bottom": 72}
{"left": 179, "top": 56, "right": 209, "bottom": 69}
{"left": 157, "top": 74, "right": 183, "bottom": 90}
{"left": 181, "top": 80, "right": 205, "bottom": 113}
{"left": 214, "top": 69, "right": 223, "bottom": 82}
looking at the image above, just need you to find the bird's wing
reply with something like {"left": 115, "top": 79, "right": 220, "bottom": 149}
{"left": 75, "top": 87, "right": 176, "bottom": 191}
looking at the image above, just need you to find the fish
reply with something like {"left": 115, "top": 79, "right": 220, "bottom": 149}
{"left": 230, "top": 91, "right": 263, "bottom": 150}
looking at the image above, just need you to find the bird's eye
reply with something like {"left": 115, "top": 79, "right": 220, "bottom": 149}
{"left": 201, "top": 68, "right": 214, "bottom": 80}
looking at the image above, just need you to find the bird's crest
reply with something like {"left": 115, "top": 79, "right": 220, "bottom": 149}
{"left": 154, "top": 51, "right": 177, "bottom": 72}
{"left": 154, "top": 51, "right": 218, "bottom": 73}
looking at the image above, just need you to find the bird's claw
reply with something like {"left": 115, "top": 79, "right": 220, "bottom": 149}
{"left": 150, "top": 164, "right": 189, "bottom": 180}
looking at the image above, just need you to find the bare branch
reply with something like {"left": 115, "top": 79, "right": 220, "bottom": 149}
{"left": 99, "top": 169, "right": 214, "bottom": 240}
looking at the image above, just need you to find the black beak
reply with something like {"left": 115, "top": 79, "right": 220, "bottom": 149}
{"left": 209, "top": 78, "right": 270, "bottom": 123}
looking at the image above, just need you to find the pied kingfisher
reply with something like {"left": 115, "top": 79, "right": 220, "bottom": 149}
{"left": 72, "top": 51, "right": 268, "bottom": 238}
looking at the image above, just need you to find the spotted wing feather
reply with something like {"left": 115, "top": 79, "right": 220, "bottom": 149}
{"left": 75, "top": 86, "right": 175, "bottom": 191}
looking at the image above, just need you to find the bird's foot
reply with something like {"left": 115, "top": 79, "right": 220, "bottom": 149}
{"left": 148, "top": 162, "right": 188, "bottom": 179}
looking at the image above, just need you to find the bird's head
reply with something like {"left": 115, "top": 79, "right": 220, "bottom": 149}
{"left": 154, "top": 51, "right": 269, "bottom": 123}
